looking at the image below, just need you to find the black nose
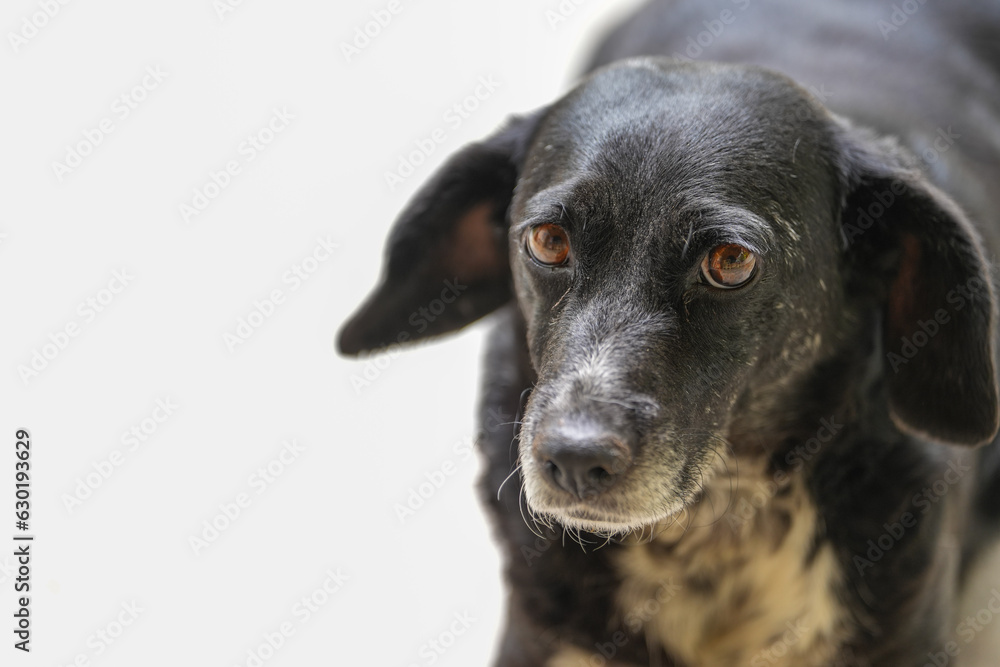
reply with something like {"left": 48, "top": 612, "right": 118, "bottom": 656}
{"left": 535, "top": 430, "right": 632, "bottom": 500}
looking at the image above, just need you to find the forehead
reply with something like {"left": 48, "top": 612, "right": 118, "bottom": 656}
{"left": 513, "top": 60, "right": 835, "bottom": 232}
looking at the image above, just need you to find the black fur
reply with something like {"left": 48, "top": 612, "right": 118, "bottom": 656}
{"left": 340, "top": 1, "right": 1000, "bottom": 664}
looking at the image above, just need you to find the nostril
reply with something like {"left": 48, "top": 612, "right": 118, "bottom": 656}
{"left": 587, "top": 466, "right": 612, "bottom": 485}
{"left": 533, "top": 431, "right": 633, "bottom": 500}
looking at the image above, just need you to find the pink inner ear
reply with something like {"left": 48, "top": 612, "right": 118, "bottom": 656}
{"left": 886, "top": 233, "right": 922, "bottom": 339}
{"left": 444, "top": 202, "right": 504, "bottom": 281}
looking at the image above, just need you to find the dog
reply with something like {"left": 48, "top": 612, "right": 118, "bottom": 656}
{"left": 339, "top": 1, "right": 1000, "bottom": 664}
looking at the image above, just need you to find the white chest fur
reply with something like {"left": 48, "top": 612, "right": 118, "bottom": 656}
{"left": 608, "top": 456, "right": 850, "bottom": 666}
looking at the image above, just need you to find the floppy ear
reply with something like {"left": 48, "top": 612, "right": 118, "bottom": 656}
{"left": 837, "top": 122, "right": 999, "bottom": 446}
{"left": 338, "top": 110, "right": 545, "bottom": 356}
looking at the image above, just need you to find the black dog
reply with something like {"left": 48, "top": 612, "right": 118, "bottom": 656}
{"left": 340, "top": 1, "right": 1000, "bottom": 664}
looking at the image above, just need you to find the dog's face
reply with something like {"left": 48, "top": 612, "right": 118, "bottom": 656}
{"left": 340, "top": 59, "right": 998, "bottom": 533}
{"left": 507, "top": 62, "right": 849, "bottom": 531}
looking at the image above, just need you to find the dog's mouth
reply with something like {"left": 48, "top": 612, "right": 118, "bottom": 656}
{"left": 519, "top": 442, "right": 724, "bottom": 536}
{"left": 531, "top": 501, "right": 688, "bottom": 536}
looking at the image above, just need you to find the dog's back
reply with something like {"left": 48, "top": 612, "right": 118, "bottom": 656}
{"left": 589, "top": 0, "right": 1000, "bottom": 251}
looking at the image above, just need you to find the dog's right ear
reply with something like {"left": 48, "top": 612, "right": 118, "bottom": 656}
{"left": 338, "top": 110, "right": 545, "bottom": 356}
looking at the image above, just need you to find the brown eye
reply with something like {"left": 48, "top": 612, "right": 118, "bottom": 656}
{"left": 701, "top": 243, "right": 757, "bottom": 288}
{"left": 526, "top": 224, "right": 570, "bottom": 266}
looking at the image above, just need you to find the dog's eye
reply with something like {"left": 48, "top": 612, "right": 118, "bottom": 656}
{"left": 701, "top": 244, "right": 757, "bottom": 288}
{"left": 526, "top": 224, "right": 570, "bottom": 266}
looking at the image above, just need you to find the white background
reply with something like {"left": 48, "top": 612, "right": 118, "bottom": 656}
{"left": 1, "top": 1, "right": 644, "bottom": 665}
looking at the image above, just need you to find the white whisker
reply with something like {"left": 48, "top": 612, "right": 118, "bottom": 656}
{"left": 497, "top": 464, "right": 523, "bottom": 500}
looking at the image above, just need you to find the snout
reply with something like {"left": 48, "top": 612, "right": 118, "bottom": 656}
{"left": 533, "top": 423, "right": 634, "bottom": 499}
{"left": 520, "top": 375, "right": 708, "bottom": 532}
{"left": 516, "top": 304, "right": 710, "bottom": 531}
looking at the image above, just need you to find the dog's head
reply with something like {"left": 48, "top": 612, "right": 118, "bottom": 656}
{"left": 340, "top": 59, "right": 998, "bottom": 533}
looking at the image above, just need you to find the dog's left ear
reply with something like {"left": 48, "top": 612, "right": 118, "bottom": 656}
{"left": 338, "top": 110, "right": 545, "bottom": 356}
{"left": 836, "top": 121, "right": 999, "bottom": 446}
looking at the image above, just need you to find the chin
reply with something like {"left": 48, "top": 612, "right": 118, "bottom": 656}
{"left": 521, "top": 450, "right": 720, "bottom": 537}
{"left": 525, "top": 487, "right": 689, "bottom": 537}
